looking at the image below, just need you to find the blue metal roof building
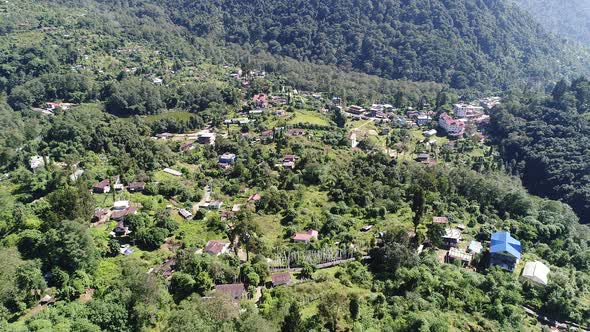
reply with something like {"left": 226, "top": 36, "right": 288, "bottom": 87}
{"left": 490, "top": 231, "right": 522, "bottom": 272}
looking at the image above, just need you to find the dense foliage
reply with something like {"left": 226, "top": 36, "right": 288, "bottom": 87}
{"left": 512, "top": 0, "right": 590, "bottom": 45}
{"left": 0, "top": 101, "right": 43, "bottom": 168}
{"left": 491, "top": 78, "right": 590, "bottom": 223}
{"left": 162, "top": 0, "right": 590, "bottom": 90}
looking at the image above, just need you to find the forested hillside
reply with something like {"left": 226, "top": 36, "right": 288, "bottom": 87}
{"left": 1, "top": 0, "right": 590, "bottom": 331}
{"left": 512, "top": 0, "right": 590, "bottom": 44}
{"left": 491, "top": 78, "right": 590, "bottom": 223}
{"left": 161, "top": 0, "right": 590, "bottom": 90}
{"left": 0, "top": 0, "right": 445, "bottom": 172}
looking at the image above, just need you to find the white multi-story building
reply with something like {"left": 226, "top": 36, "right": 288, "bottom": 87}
{"left": 439, "top": 113, "right": 465, "bottom": 137}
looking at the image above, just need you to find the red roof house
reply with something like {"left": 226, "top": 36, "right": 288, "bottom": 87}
{"left": 214, "top": 283, "right": 246, "bottom": 300}
{"left": 252, "top": 94, "right": 268, "bottom": 108}
{"left": 92, "top": 208, "right": 109, "bottom": 223}
{"left": 261, "top": 130, "right": 274, "bottom": 138}
{"left": 283, "top": 155, "right": 297, "bottom": 163}
{"left": 271, "top": 272, "right": 292, "bottom": 287}
{"left": 220, "top": 211, "right": 236, "bottom": 221}
{"left": 292, "top": 229, "right": 318, "bottom": 243}
{"left": 93, "top": 179, "right": 111, "bottom": 193}
{"left": 432, "top": 216, "right": 449, "bottom": 224}
{"left": 180, "top": 141, "right": 195, "bottom": 152}
{"left": 110, "top": 206, "right": 138, "bottom": 221}
{"left": 248, "top": 193, "right": 261, "bottom": 202}
{"left": 438, "top": 113, "right": 465, "bottom": 137}
{"left": 113, "top": 220, "right": 131, "bottom": 237}
{"left": 204, "top": 240, "right": 230, "bottom": 256}
{"left": 287, "top": 129, "right": 306, "bottom": 136}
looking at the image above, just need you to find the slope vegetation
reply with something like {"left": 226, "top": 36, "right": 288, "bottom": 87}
{"left": 163, "top": 0, "right": 590, "bottom": 90}
{"left": 512, "top": 0, "right": 590, "bottom": 44}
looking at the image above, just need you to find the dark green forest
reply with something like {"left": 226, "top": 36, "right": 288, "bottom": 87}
{"left": 161, "top": 0, "right": 590, "bottom": 90}
{"left": 491, "top": 78, "right": 590, "bottom": 223}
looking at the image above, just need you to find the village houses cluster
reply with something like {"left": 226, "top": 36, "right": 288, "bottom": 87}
{"left": 339, "top": 97, "right": 496, "bottom": 141}
{"left": 78, "top": 65, "right": 536, "bottom": 303}
{"left": 435, "top": 216, "right": 550, "bottom": 286}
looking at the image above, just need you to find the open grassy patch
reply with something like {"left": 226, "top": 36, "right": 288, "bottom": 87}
{"left": 288, "top": 110, "right": 330, "bottom": 126}
{"left": 175, "top": 218, "right": 226, "bottom": 249}
{"left": 254, "top": 213, "right": 284, "bottom": 244}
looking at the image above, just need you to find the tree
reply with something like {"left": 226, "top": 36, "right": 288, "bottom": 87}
{"left": 49, "top": 267, "right": 69, "bottom": 289}
{"left": 87, "top": 298, "right": 131, "bottom": 332}
{"left": 349, "top": 295, "right": 360, "bottom": 321}
{"left": 299, "top": 262, "right": 316, "bottom": 280}
{"left": 115, "top": 258, "right": 172, "bottom": 331}
{"left": 194, "top": 209, "right": 207, "bottom": 221}
{"left": 0, "top": 248, "right": 25, "bottom": 316}
{"left": 552, "top": 79, "right": 568, "bottom": 101}
{"left": 15, "top": 260, "right": 46, "bottom": 305}
{"left": 251, "top": 256, "right": 270, "bottom": 284}
{"left": 416, "top": 223, "right": 428, "bottom": 244}
{"left": 410, "top": 186, "right": 425, "bottom": 232}
{"left": 369, "top": 229, "right": 418, "bottom": 273}
{"left": 481, "top": 268, "right": 524, "bottom": 323}
{"left": 229, "top": 212, "right": 261, "bottom": 260}
{"left": 428, "top": 222, "right": 446, "bottom": 248}
{"left": 41, "top": 219, "right": 97, "bottom": 274}
{"left": 47, "top": 184, "right": 95, "bottom": 222}
{"left": 281, "top": 302, "right": 303, "bottom": 332}
{"left": 435, "top": 90, "right": 449, "bottom": 109}
{"left": 156, "top": 212, "right": 179, "bottom": 234}
{"left": 194, "top": 271, "right": 214, "bottom": 296}
{"left": 8, "top": 84, "right": 38, "bottom": 110}
{"left": 107, "top": 238, "right": 121, "bottom": 257}
{"left": 105, "top": 78, "right": 164, "bottom": 116}
{"left": 281, "top": 208, "right": 297, "bottom": 226}
{"left": 245, "top": 272, "right": 260, "bottom": 287}
{"left": 236, "top": 307, "right": 276, "bottom": 332}
{"left": 169, "top": 272, "right": 196, "bottom": 303}
{"left": 134, "top": 227, "right": 168, "bottom": 250}
{"left": 17, "top": 229, "right": 44, "bottom": 259}
{"left": 332, "top": 108, "right": 346, "bottom": 128}
{"left": 317, "top": 292, "right": 348, "bottom": 331}
{"left": 166, "top": 293, "right": 239, "bottom": 331}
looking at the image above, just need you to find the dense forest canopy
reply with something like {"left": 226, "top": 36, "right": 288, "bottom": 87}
{"left": 512, "top": 0, "right": 590, "bottom": 45}
{"left": 490, "top": 78, "right": 590, "bottom": 223}
{"left": 160, "top": 0, "right": 590, "bottom": 91}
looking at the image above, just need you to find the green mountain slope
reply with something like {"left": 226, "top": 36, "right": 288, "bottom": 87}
{"left": 162, "top": 0, "right": 589, "bottom": 90}
{"left": 491, "top": 78, "right": 590, "bottom": 223}
{"left": 0, "top": 1, "right": 589, "bottom": 331}
{"left": 512, "top": 0, "right": 590, "bottom": 44}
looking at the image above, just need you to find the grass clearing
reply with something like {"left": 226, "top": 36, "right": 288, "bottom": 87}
{"left": 254, "top": 214, "right": 284, "bottom": 244}
{"left": 294, "top": 267, "right": 374, "bottom": 319}
{"left": 288, "top": 110, "right": 330, "bottom": 126}
{"left": 175, "top": 218, "right": 225, "bottom": 248}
